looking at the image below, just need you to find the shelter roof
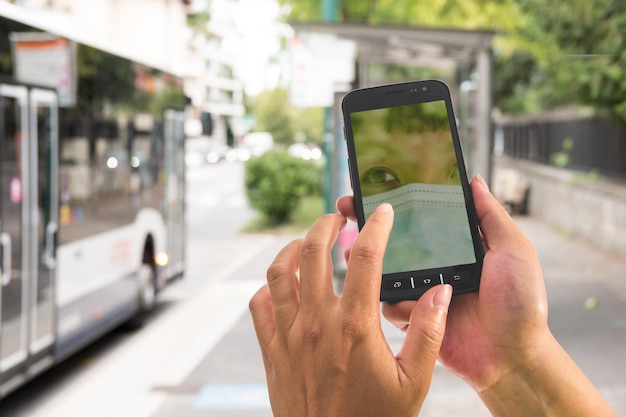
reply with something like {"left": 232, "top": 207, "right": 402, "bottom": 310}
{"left": 290, "top": 21, "right": 496, "bottom": 68}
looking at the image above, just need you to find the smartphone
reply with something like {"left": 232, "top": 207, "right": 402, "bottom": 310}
{"left": 341, "top": 79, "right": 483, "bottom": 302}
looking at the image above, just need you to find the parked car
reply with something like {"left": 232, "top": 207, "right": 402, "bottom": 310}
{"left": 225, "top": 146, "right": 251, "bottom": 162}
{"left": 206, "top": 142, "right": 230, "bottom": 164}
{"left": 288, "top": 142, "right": 323, "bottom": 162}
{"left": 241, "top": 132, "right": 274, "bottom": 157}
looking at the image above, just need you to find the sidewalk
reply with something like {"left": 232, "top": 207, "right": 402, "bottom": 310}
{"left": 516, "top": 215, "right": 626, "bottom": 295}
{"left": 394, "top": 215, "right": 626, "bottom": 416}
{"left": 512, "top": 215, "right": 625, "bottom": 413}
{"left": 149, "top": 214, "right": 626, "bottom": 417}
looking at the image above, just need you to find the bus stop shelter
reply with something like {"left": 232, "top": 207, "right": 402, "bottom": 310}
{"left": 290, "top": 22, "right": 496, "bottom": 277}
{"left": 290, "top": 21, "right": 496, "bottom": 182}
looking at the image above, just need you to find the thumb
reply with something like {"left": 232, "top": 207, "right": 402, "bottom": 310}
{"left": 470, "top": 175, "right": 527, "bottom": 250}
{"left": 396, "top": 284, "right": 452, "bottom": 382}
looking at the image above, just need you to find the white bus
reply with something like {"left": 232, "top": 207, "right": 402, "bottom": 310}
{"left": 0, "top": 5, "right": 186, "bottom": 397}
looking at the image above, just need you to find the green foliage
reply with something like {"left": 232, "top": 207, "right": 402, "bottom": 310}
{"left": 78, "top": 45, "right": 135, "bottom": 106}
{"left": 281, "top": 0, "right": 523, "bottom": 30}
{"left": 515, "top": 0, "right": 626, "bottom": 121}
{"left": 147, "top": 85, "right": 187, "bottom": 114}
{"left": 242, "top": 195, "right": 324, "bottom": 233}
{"left": 282, "top": 0, "right": 321, "bottom": 22}
{"left": 482, "top": 0, "right": 626, "bottom": 119}
{"left": 244, "top": 150, "right": 323, "bottom": 223}
{"left": 367, "top": 64, "right": 454, "bottom": 87}
{"left": 384, "top": 100, "right": 449, "bottom": 133}
{"left": 282, "top": 0, "right": 626, "bottom": 121}
{"left": 0, "top": 17, "right": 28, "bottom": 76}
{"left": 187, "top": 10, "right": 212, "bottom": 37}
{"left": 294, "top": 106, "right": 325, "bottom": 145}
{"left": 493, "top": 50, "right": 541, "bottom": 114}
{"left": 251, "top": 87, "right": 325, "bottom": 146}
{"left": 551, "top": 137, "right": 575, "bottom": 168}
{"left": 252, "top": 88, "right": 295, "bottom": 146}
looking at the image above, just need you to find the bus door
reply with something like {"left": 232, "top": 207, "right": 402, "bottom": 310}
{"left": 164, "top": 110, "right": 185, "bottom": 279}
{"left": 0, "top": 84, "right": 58, "bottom": 391}
{"left": 28, "top": 89, "right": 58, "bottom": 362}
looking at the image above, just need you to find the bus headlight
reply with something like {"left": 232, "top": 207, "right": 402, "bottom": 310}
{"left": 155, "top": 252, "right": 169, "bottom": 267}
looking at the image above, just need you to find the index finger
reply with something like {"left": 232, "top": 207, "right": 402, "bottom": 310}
{"left": 341, "top": 203, "right": 394, "bottom": 314}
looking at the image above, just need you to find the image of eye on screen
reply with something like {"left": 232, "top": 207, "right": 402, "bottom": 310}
{"left": 350, "top": 100, "right": 477, "bottom": 274}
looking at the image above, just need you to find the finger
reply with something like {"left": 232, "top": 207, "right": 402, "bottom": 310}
{"left": 341, "top": 203, "right": 394, "bottom": 314}
{"left": 471, "top": 175, "right": 530, "bottom": 250}
{"left": 382, "top": 300, "right": 417, "bottom": 333}
{"left": 298, "top": 213, "right": 346, "bottom": 308}
{"left": 265, "top": 239, "right": 303, "bottom": 332}
{"left": 336, "top": 195, "right": 357, "bottom": 222}
{"left": 249, "top": 285, "right": 276, "bottom": 351}
{"left": 396, "top": 284, "right": 452, "bottom": 383}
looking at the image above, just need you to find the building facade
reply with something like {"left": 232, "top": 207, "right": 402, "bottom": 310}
{"left": 4, "top": 0, "right": 245, "bottom": 153}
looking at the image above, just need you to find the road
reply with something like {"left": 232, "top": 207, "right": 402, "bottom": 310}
{"left": 1, "top": 161, "right": 625, "bottom": 416}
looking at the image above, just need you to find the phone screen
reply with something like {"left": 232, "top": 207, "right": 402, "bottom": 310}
{"left": 350, "top": 99, "right": 477, "bottom": 275}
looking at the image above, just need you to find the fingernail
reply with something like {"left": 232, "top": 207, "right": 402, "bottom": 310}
{"left": 475, "top": 174, "right": 490, "bottom": 191}
{"left": 433, "top": 284, "right": 452, "bottom": 310}
{"left": 375, "top": 202, "right": 393, "bottom": 213}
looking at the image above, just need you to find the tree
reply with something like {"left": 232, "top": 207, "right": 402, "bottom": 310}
{"left": 282, "top": 0, "right": 626, "bottom": 121}
{"left": 280, "top": 0, "right": 522, "bottom": 30}
{"left": 493, "top": 50, "right": 542, "bottom": 114}
{"left": 250, "top": 87, "right": 326, "bottom": 146}
{"left": 293, "top": 106, "right": 324, "bottom": 145}
{"left": 515, "top": 0, "right": 626, "bottom": 121}
{"left": 252, "top": 88, "right": 295, "bottom": 146}
{"left": 280, "top": 0, "right": 527, "bottom": 113}
{"left": 245, "top": 150, "right": 323, "bottom": 223}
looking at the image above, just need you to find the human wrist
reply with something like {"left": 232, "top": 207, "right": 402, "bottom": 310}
{"left": 478, "top": 331, "right": 570, "bottom": 415}
{"left": 455, "top": 327, "right": 552, "bottom": 395}
{"left": 477, "top": 345, "right": 554, "bottom": 417}
{"left": 477, "top": 332, "right": 616, "bottom": 417}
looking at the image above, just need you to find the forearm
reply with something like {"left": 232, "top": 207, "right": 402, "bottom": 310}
{"left": 478, "top": 334, "right": 616, "bottom": 417}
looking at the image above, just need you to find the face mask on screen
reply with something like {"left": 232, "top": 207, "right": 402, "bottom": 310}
{"left": 362, "top": 183, "right": 476, "bottom": 273}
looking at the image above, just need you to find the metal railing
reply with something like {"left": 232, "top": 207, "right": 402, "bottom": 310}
{"left": 496, "top": 114, "right": 626, "bottom": 181}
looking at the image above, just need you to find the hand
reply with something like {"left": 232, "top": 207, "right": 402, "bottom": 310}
{"left": 338, "top": 175, "right": 546, "bottom": 389}
{"left": 249, "top": 204, "right": 453, "bottom": 417}
{"left": 339, "top": 176, "right": 616, "bottom": 416}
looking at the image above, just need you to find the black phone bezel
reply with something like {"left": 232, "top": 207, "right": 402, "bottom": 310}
{"left": 341, "top": 79, "right": 484, "bottom": 303}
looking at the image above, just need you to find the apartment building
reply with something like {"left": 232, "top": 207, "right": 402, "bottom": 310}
{"left": 4, "top": 0, "right": 245, "bottom": 152}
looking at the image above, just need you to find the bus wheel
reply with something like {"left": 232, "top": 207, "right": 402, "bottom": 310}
{"left": 122, "top": 262, "right": 156, "bottom": 330}
{"left": 137, "top": 263, "right": 157, "bottom": 311}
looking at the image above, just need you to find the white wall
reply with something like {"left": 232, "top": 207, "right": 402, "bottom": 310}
{"left": 50, "top": 0, "right": 191, "bottom": 75}
{"left": 494, "top": 157, "right": 626, "bottom": 259}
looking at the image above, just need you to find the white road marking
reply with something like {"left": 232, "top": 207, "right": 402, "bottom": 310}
{"left": 193, "top": 384, "right": 270, "bottom": 410}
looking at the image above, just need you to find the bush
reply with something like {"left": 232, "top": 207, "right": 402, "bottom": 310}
{"left": 244, "top": 150, "right": 323, "bottom": 223}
